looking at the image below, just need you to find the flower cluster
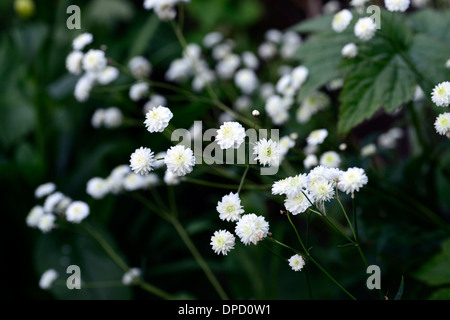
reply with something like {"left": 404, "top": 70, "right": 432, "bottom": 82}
{"left": 431, "top": 81, "right": 450, "bottom": 138}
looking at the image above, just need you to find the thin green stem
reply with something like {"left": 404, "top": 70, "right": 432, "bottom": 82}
{"left": 237, "top": 165, "right": 250, "bottom": 194}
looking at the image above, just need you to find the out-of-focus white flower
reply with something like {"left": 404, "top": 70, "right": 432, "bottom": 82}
{"left": 216, "top": 54, "right": 240, "bottom": 79}
{"left": 306, "top": 129, "right": 328, "bottom": 146}
{"left": 66, "top": 201, "right": 90, "bottom": 223}
{"left": 320, "top": 151, "right": 341, "bottom": 168}
{"left": 39, "top": 269, "right": 58, "bottom": 289}
{"left": 258, "top": 42, "right": 277, "bottom": 60}
{"left": 332, "top": 9, "right": 353, "bottom": 33}
{"left": 66, "top": 51, "right": 84, "bottom": 75}
{"left": 361, "top": 143, "right": 377, "bottom": 157}
{"left": 341, "top": 43, "right": 358, "bottom": 58}
{"left": 163, "top": 170, "right": 181, "bottom": 185}
{"left": 354, "top": 17, "right": 377, "bottom": 41}
{"left": 102, "top": 107, "right": 123, "bottom": 128}
{"left": 96, "top": 66, "right": 119, "bottom": 85}
{"left": 35, "top": 182, "right": 56, "bottom": 199}
{"left": 123, "top": 173, "right": 145, "bottom": 191}
{"left": 385, "top": 0, "right": 410, "bottom": 12}
{"left": 43, "top": 192, "right": 64, "bottom": 213}
{"left": 122, "top": 268, "right": 141, "bottom": 285}
{"left": 82, "top": 49, "right": 107, "bottom": 73}
{"left": 26, "top": 205, "right": 45, "bottom": 227}
{"left": 128, "top": 56, "right": 152, "bottom": 79}
{"left": 234, "top": 68, "right": 259, "bottom": 94}
{"left": 74, "top": 75, "right": 94, "bottom": 102}
{"left": 129, "top": 82, "right": 149, "bottom": 101}
{"left": 304, "top": 154, "right": 318, "bottom": 169}
{"left": 72, "top": 33, "right": 93, "bottom": 51}
{"left": 378, "top": 127, "right": 403, "bottom": 148}
{"left": 203, "top": 31, "right": 223, "bottom": 48}
{"left": 86, "top": 177, "right": 110, "bottom": 199}
{"left": 242, "top": 51, "right": 259, "bottom": 69}
{"left": 37, "top": 213, "right": 56, "bottom": 233}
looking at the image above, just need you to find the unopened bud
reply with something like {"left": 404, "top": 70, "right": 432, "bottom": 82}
{"left": 252, "top": 110, "right": 260, "bottom": 117}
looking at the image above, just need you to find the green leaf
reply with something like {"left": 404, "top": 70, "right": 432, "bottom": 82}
{"left": 408, "top": 9, "right": 450, "bottom": 45}
{"left": 394, "top": 276, "right": 404, "bottom": 300}
{"left": 428, "top": 288, "right": 450, "bottom": 300}
{"left": 413, "top": 238, "right": 450, "bottom": 287}
{"left": 290, "top": 13, "right": 334, "bottom": 34}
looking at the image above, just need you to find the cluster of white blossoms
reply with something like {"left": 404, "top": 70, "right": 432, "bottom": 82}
{"left": 431, "top": 81, "right": 450, "bottom": 137}
{"left": 211, "top": 192, "right": 270, "bottom": 255}
{"left": 272, "top": 165, "right": 368, "bottom": 215}
{"left": 296, "top": 91, "right": 330, "bottom": 124}
{"left": 91, "top": 107, "right": 123, "bottom": 129}
{"left": 26, "top": 183, "right": 90, "bottom": 233}
{"left": 332, "top": 8, "right": 377, "bottom": 42}
{"left": 66, "top": 33, "right": 119, "bottom": 102}
{"left": 143, "top": 0, "right": 190, "bottom": 21}
{"left": 385, "top": 0, "right": 410, "bottom": 12}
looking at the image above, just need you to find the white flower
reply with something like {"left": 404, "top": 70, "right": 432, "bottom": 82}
{"left": 234, "top": 68, "right": 259, "bottom": 94}
{"left": 82, "top": 49, "right": 107, "bottom": 73}
{"left": 91, "top": 109, "right": 105, "bottom": 128}
{"left": 272, "top": 174, "right": 309, "bottom": 198}
{"left": 252, "top": 109, "right": 260, "bottom": 117}
{"left": 216, "top": 192, "right": 244, "bottom": 222}
{"left": 258, "top": 42, "right": 277, "bottom": 60}
{"left": 164, "top": 145, "right": 195, "bottom": 176}
{"left": 361, "top": 143, "right": 377, "bottom": 157}
{"left": 144, "top": 105, "right": 173, "bottom": 133}
{"left": 203, "top": 31, "right": 223, "bottom": 48}
{"left": 66, "top": 201, "right": 89, "bottom": 223}
{"left": 66, "top": 51, "right": 84, "bottom": 75}
{"left": 103, "top": 107, "right": 123, "bottom": 128}
{"left": 279, "top": 136, "right": 295, "bottom": 156}
{"left": 43, "top": 192, "right": 64, "bottom": 213}
{"left": 434, "top": 113, "right": 450, "bottom": 136}
{"left": 242, "top": 51, "right": 259, "bottom": 69}
{"left": 265, "top": 95, "right": 290, "bottom": 124}
{"left": 216, "top": 54, "right": 240, "bottom": 80}
{"left": 308, "top": 165, "right": 342, "bottom": 185}
{"left": 309, "top": 179, "right": 335, "bottom": 202}
{"left": 284, "top": 191, "right": 313, "bottom": 215}
{"left": 296, "top": 91, "right": 330, "bottom": 124}
{"left": 306, "top": 129, "right": 328, "bottom": 146}
{"left": 122, "top": 268, "right": 141, "bottom": 285}
{"left": 39, "top": 269, "right": 58, "bottom": 289}
{"left": 253, "top": 138, "right": 280, "bottom": 167}
{"left": 431, "top": 81, "right": 450, "bottom": 107}
{"left": 304, "top": 154, "right": 318, "bottom": 169}
{"left": 86, "top": 177, "right": 110, "bottom": 199}
{"left": 130, "top": 147, "right": 156, "bottom": 175}
{"left": 385, "top": 0, "right": 410, "bottom": 12}
{"left": 210, "top": 230, "right": 236, "bottom": 255}
{"left": 288, "top": 254, "right": 305, "bottom": 272}
{"left": 215, "top": 121, "right": 246, "bottom": 150}
{"left": 143, "top": 95, "right": 167, "bottom": 114}
{"left": 163, "top": 170, "right": 181, "bottom": 185}
{"left": 291, "top": 66, "right": 309, "bottom": 88}
{"left": 320, "top": 151, "right": 341, "bottom": 168}
{"left": 74, "top": 75, "right": 94, "bottom": 102}
{"left": 35, "top": 182, "right": 56, "bottom": 199}
{"left": 378, "top": 127, "right": 403, "bottom": 148}
{"left": 446, "top": 59, "right": 450, "bottom": 69}
{"left": 96, "top": 66, "right": 119, "bottom": 85}
{"left": 354, "top": 17, "right": 377, "bottom": 41}
{"left": 350, "top": 0, "right": 370, "bottom": 8}
{"left": 37, "top": 213, "right": 56, "bottom": 233}
{"left": 128, "top": 56, "right": 152, "bottom": 78}
{"left": 341, "top": 43, "right": 358, "bottom": 58}
{"left": 26, "top": 205, "right": 45, "bottom": 227}
{"left": 265, "top": 29, "right": 283, "bottom": 43}
{"left": 235, "top": 213, "right": 269, "bottom": 245}
{"left": 338, "top": 167, "right": 368, "bottom": 195}
{"left": 129, "top": 82, "right": 149, "bottom": 101}
{"left": 323, "top": 0, "right": 340, "bottom": 14}
{"left": 123, "top": 173, "right": 145, "bottom": 191}
{"left": 72, "top": 32, "right": 93, "bottom": 51}
{"left": 332, "top": 9, "right": 353, "bottom": 33}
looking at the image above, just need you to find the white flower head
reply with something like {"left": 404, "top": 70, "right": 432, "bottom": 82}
{"left": 203, "top": 31, "right": 223, "bottom": 48}
{"left": 74, "top": 75, "right": 94, "bottom": 102}
{"left": 210, "top": 230, "right": 236, "bottom": 255}
{"left": 304, "top": 154, "right": 318, "bottom": 169}
{"left": 217, "top": 192, "right": 245, "bottom": 222}
{"left": 385, "top": 0, "right": 410, "bottom": 12}
{"left": 96, "top": 66, "right": 119, "bottom": 85}
{"left": 43, "top": 192, "right": 64, "bottom": 213}
{"left": 35, "top": 182, "right": 56, "bottom": 199}
{"left": 284, "top": 191, "right": 314, "bottom": 215}
{"left": 361, "top": 143, "right": 377, "bottom": 157}
{"left": 234, "top": 68, "right": 259, "bottom": 94}
{"left": 431, "top": 81, "right": 450, "bottom": 107}
{"left": 122, "top": 268, "right": 141, "bottom": 285}
{"left": 332, "top": 9, "right": 353, "bottom": 33}
{"left": 37, "top": 213, "right": 56, "bottom": 233}
{"left": 144, "top": 105, "right": 173, "bottom": 133}
{"left": 82, "top": 49, "right": 107, "bottom": 73}
{"left": 129, "top": 82, "right": 149, "bottom": 101}
{"left": 163, "top": 170, "right": 181, "bottom": 186}
{"left": 164, "top": 145, "right": 195, "bottom": 176}
{"left": 66, "top": 51, "right": 84, "bottom": 75}
{"left": 123, "top": 173, "right": 145, "bottom": 191}
{"left": 235, "top": 213, "right": 269, "bottom": 245}
{"left": 130, "top": 147, "right": 156, "bottom": 175}
{"left": 72, "top": 32, "right": 93, "bottom": 51}
{"left": 320, "top": 151, "right": 341, "bottom": 168}
{"left": 338, "top": 167, "right": 368, "bottom": 195}
{"left": 273, "top": 174, "right": 309, "bottom": 198}
{"left": 288, "top": 254, "right": 305, "bottom": 272}
{"left": 215, "top": 121, "right": 246, "bottom": 150}
{"left": 341, "top": 43, "right": 358, "bottom": 58}
{"left": 102, "top": 107, "right": 123, "bottom": 128}
{"left": 309, "top": 179, "right": 335, "bottom": 202}
{"left": 66, "top": 201, "right": 90, "bottom": 223}
{"left": 434, "top": 113, "right": 450, "bottom": 136}
{"left": 26, "top": 205, "right": 45, "bottom": 227}
{"left": 86, "top": 177, "right": 110, "bottom": 199}
{"left": 128, "top": 56, "right": 152, "bottom": 79}
{"left": 39, "top": 269, "right": 59, "bottom": 290}
{"left": 445, "top": 59, "right": 450, "bottom": 69}
{"left": 354, "top": 17, "right": 377, "bottom": 41}
{"left": 306, "top": 129, "right": 328, "bottom": 146}
{"left": 253, "top": 138, "right": 280, "bottom": 167}
{"left": 308, "top": 165, "right": 342, "bottom": 184}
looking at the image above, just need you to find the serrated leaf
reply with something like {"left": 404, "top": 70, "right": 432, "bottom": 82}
{"left": 290, "top": 13, "right": 334, "bottom": 34}
{"left": 408, "top": 9, "right": 450, "bottom": 45}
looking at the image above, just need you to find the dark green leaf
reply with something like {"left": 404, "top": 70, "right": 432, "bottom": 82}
{"left": 413, "top": 238, "right": 450, "bottom": 286}
{"left": 394, "top": 276, "right": 404, "bottom": 300}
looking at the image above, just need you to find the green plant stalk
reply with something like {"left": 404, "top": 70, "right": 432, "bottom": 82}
{"left": 237, "top": 165, "right": 250, "bottom": 194}
{"left": 82, "top": 223, "right": 173, "bottom": 299}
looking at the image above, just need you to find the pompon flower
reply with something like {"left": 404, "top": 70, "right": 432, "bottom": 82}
{"left": 128, "top": 56, "right": 152, "bottom": 79}
{"left": 130, "top": 147, "right": 156, "bottom": 175}
{"left": 66, "top": 51, "right": 84, "bottom": 75}
{"left": 332, "top": 9, "right": 353, "bottom": 32}
{"left": 144, "top": 105, "right": 173, "bottom": 133}
{"left": 320, "top": 151, "right": 341, "bottom": 168}
{"left": 26, "top": 205, "right": 45, "bottom": 227}
{"left": 82, "top": 49, "right": 107, "bottom": 73}
{"left": 385, "top": 0, "right": 410, "bottom": 12}
{"left": 235, "top": 213, "right": 269, "bottom": 245}
{"left": 253, "top": 138, "right": 280, "bottom": 167}
{"left": 35, "top": 182, "right": 56, "bottom": 199}
{"left": 431, "top": 81, "right": 450, "bottom": 107}
{"left": 72, "top": 32, "right": 93, "bottom": 51}
{"left": 39, "top": 269, "right": 59, "bottom": 290}
{"left": 341, "top": 43, "right": 358, "bottom": 58}
{"left": 434, "top": 113, "right": 450, "bottom": 137}
{"left": 86, "top": 177, "right": 110, "bottom": 199}
{"left": 164, "top": 145, "right": 195, "bottom": 176}
{"left": 284, "top": 191, "right": 314, "bottom": 215}
{"left": 306, "top": 129, "right": 328, "bottom": 146}
{"left": 37, "top": 213, "right": 56, "bottom": 233}
{"left": 216, "top": 192, "right": 245, "bottom": 222}
{"left": 215, "top": 121, "right": 246, "bottom": 149}
{"left": 288, "top": 254, "right": 305, "bottom": 272}
{"left": 338, "top": 167, "right": 368, "bottom": 196}
{"left": 354, "top": 17, "right": 377, "bottom": 41}
{"left": 65, "top": 201, "right": 90, "bottom": 223}
{"left": 210, "top": 230, "right": 236, "bottom": 255}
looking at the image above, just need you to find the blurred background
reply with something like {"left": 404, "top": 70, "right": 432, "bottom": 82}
{"left": 1, "top": 0, "right": 450, "bottom": 300}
